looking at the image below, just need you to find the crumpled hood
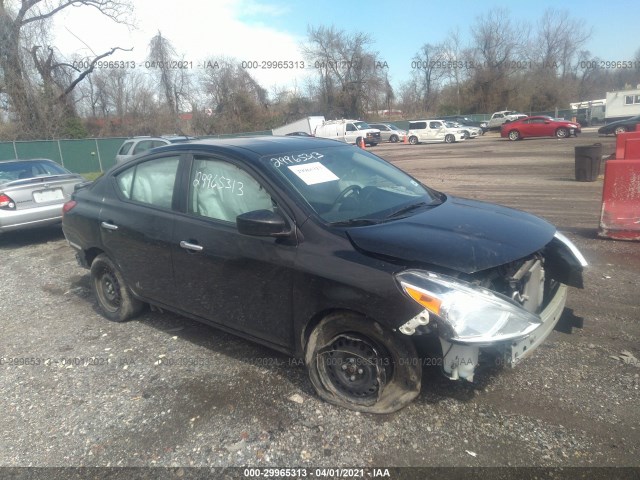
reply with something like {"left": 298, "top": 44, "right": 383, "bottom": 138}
{"left": 346, "top": 196, "right": 556, "bottom": 274}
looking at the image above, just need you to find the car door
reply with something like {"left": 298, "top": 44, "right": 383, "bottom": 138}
{"left": 171, "top": 154, "right": 297, "bottom": 348}
{"left": 344, "top": 123, "right": 358, "bottom": 144}
{"left": 100, "top": 154, "right": 181, "bottom": 304}
{"left": 429, "top": 121, "right": 446, "bottom": 141}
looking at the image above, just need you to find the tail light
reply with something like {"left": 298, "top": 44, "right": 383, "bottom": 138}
{"left": 0, "top": 193, "right": 16, "bottom": 210}
{"left": 62, "top": 200, "right": 77, "bottom": 215}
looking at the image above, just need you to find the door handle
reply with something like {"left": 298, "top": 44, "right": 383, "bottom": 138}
{"left": 100, "top": 221, "right": 118, "bottom": 231}
{"left": 180, "top": 240, "right": 203, "bottom": 252}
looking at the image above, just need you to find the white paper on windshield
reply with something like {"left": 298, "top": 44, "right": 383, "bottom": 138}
{"left": 288, "top": 162, "right": 339, "bottom": 185}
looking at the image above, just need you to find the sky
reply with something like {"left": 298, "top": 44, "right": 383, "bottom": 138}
{"left": 50, "top": 0, "right": 640, "bottom": 95}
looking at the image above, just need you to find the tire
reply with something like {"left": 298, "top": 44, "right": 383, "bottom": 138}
{"left": 90, "top": 254, "right": 145, "bottom": 322}
{"left": 444, "top": 134, "right": 455, "bottom": 143}
{"left": 408, "top": 136, "right": 418, "bottom": 145}
{"left": 305, "top": 312, "right": 421, "bottom": 413}
{"left": 508, "top": 130, "right": 520, "bottom": 141}
{"left": 463, "top": 130, "right": 470, "bottom": 139}
{"left": 614, "top": 126, "right": 627, "bottom": 135}
{"left": 555, "top": 128, "right": 569, "bottom": 138}
{"left": 389, "top": 134, "right": 399, "bottom": 143}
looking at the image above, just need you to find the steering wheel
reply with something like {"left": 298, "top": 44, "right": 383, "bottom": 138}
{"left": 330, "top": 185, "right": 362, "bottom": 212}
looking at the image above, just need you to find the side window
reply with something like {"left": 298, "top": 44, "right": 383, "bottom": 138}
{"left": 189, "top": 157, "right": 274, "bottom": 223}
{"left": 346, "top": 124, "right": 356, "bottom": 132}
{"left": 132, "top": 140, "right": 155, "bottom": 155}
{"left": 116, "top": 156, "right": 180, "bottom": 208}
{"left": 118, "top": 141, "right": 134, "bottom": 155}
{"left": 429, "top": 121, "right": 441, "bottom": 129}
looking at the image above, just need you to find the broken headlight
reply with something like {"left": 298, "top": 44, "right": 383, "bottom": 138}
{"left": 396, "top": 270, "right": 542, "bottom": 344}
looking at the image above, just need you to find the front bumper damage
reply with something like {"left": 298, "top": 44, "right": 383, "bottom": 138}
{"left": 395, "top": 231, "right": 586, "bottom": 382}
{"left": 437, "top": 283, "right": 567, "bottom": 381}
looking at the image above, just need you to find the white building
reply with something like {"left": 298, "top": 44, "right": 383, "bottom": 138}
{"left": 605, "top": 88, "right": 640, "bottom": 121}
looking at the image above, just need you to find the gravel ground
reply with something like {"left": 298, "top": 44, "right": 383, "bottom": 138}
{"left": 1, "top": 130, "right": 639, "bottom": 476}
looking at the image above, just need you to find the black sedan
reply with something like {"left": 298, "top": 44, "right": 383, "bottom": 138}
{"left": 598, "top": 115, "right": 640, "bottom": 135}
{"left": 62, "top": 137, "right": 587, "bottom": 413}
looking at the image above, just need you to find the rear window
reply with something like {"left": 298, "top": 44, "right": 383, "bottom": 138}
{"left": 0, "top": 160, "right": 68, "bottom": 182}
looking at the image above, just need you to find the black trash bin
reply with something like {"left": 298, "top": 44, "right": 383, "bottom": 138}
{"left": 575, "top": 143, "right": 602, "bottom": 182}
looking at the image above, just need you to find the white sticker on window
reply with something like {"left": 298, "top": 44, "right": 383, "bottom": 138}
{"left": 288, "top": 162, "right": 339, "bottom": 185}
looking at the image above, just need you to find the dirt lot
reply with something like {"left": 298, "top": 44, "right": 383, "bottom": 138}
{"left": 1, "top": 130, "right": 639, "bottom": 474}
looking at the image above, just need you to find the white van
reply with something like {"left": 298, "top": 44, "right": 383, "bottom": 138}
{"left": 314, "top": 119, "right": 381, "bottom": 146}
{"left": 407, "top": 120, "right": 466, "bottom": 144}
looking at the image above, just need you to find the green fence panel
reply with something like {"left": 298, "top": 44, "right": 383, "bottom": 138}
{"left": 0, "top": 142, "right": 17, "bottom": 160}
{"left": 59, "top": 139, "right": 101, "bottom": 173}
{"left": 14, "top": 141, "right": 62, "bottom": 164}
{"left": 97, "top": 138, "right": 127, "bottom": 171}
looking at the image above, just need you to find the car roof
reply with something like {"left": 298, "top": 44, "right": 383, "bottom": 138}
{"left": 147, "top": 136, "right": 344, "bottom": 158}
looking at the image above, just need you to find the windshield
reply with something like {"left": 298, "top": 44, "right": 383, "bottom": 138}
{"left": 353, "top": 121, "right": 371, "bottom": 130}
{"left": 263, "top": 145, "right": 441, "bottom": 224}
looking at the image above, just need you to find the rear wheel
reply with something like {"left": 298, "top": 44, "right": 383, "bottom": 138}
{"left": 305, "top": 313, "right": 421, "bottom": 413}
{"left": 508, "top": 130, "right": 521, "bottom": 141}
{"left": 409, "top": 136, "right": 418, "bottom": 145}
{"left": 614, "top": 126, "right": 627, "bottom": 135}
{"left": 90, "top": 254, "right": 144, "bottom": 322}
{"left": 444, "top": 134, "right": 455, "bottom": 143}
{"left": 556, "top": 128, "right": 569, "bottom": 138}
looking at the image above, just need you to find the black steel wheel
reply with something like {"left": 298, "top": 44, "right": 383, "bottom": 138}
{"left": 90, "top": 254, "right": 144, "bottom": 322}
{"left": 305, "top": 313, "right": 421, "bottom": 413}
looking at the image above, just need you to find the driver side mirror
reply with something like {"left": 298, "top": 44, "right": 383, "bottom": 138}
{"left": 237, "top": 209, "right": 292, "bottom": 237}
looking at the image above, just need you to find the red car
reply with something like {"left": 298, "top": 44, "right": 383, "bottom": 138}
{"left": 501, "top": 116, "right": 581, "bottom": 140}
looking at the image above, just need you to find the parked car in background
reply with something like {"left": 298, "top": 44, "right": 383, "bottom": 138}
{"left": 439, "top": 115, "right": 488, "bottom": 133}
{"left": 407, "top": 120, "right": 466, "bottom": 144}
{"left": 488, "top": 111, "right": 528, "bottom": 131}
{"left": 501, "top": 116, "right": 581, "bottom": 140}
{"left": 368, "top": 123, "right": 407, "bottom": 143}
{"left": 115, "top": 135, "right": 195, "bottom": 164}
{"left": 285, "top": 131, "right": 313, "bottom": 137}
{"left": 314, "top": 119, "right": 381, "bottom": 146}
{"left": 443, "top": 121, "right": 481, "bottom": 139}
{"left": 0, "top": 159, "right": 85, "bottom": 234}
{"left": 597, "top": 115, "right": 640, "bottom": 135}
{"left": 62, "top": 136, "right": 587, "bottom": 413}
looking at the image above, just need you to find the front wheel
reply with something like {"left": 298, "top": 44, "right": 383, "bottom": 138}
{"left": 508, "top": 130, "right": 520, "bottom": 141}
{"left": 389, "top": 134, "right": 399, "bottom": 143}
{"left": 614, "top": 126, "right": 627, "bottom": 135}
{"left": 556, "top": 128, "right": 569, "bottom": 138}
{"left": 305, "top": 313, "right": 421, "bottom": 413}
{"left": 90, "top": 254, "right": 145, "bottom": 322}
{"left": 444, "top": 134, "right": 455, "bottom": 143}
{"left": 409, "top": 136, "right": 418, "bottom": 145}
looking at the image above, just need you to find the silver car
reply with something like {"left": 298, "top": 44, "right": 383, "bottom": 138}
{"left": 368, "top": 123, "right": 407, "bottom": 143}
{"left": 0, "top": 159, "right": 85, "bottom": 234}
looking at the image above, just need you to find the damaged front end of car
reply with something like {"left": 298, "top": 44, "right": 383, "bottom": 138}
{"left": 395, "top": 231, "right": 587, "bottom": 382}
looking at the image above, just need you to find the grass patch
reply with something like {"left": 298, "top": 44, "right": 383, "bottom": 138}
{"left": 82, "top": 171, "right": 104, "bottom": 181}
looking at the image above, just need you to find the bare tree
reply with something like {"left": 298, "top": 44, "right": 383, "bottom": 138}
{"left": 411, "top": 43, "right": 447, "bottom": 113}
{"left": 468, "top": 8, "right": 529, "bottom": 111}
{"left": 0, "top": 0, "right": 131, "bottom": 138}
{"left": 302, "top": 25, "right": 387, "bottom": 118}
